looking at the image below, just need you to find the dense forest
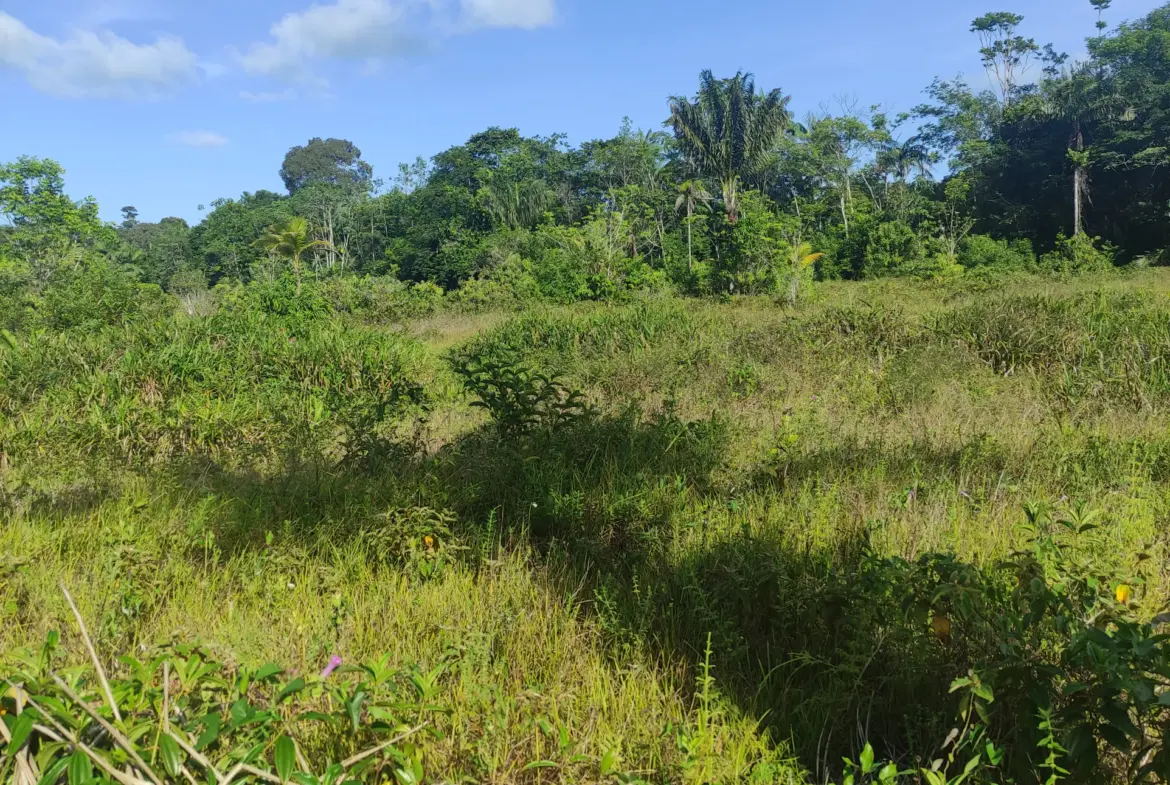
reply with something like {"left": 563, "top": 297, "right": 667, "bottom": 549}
{"left": 5, "top": 3, "right": 1170, "bottom": 314}
{"left": 8, "top": 4, "right": 1170, "bottom": 785}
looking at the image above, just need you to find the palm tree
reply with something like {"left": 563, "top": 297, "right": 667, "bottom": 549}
{"left": 480, "top": 179, "right": 552, "bottom": 231}
{"left": 1032, "top": 69, "right": 1127, "bottom": 236}
{"left": 783, "top": 241, "right": 823, "bottom": 307}
{"left": 669, "top": 70, "right": 792, "bottom": 223}
{"left": 254, "top": 217, "right": 331, "bottom": 295}
{"left": 675, "top": 180, "right": 712, "bottom": 271}
{"left": 879, "top": 138, "right": 934, "bottom": 183}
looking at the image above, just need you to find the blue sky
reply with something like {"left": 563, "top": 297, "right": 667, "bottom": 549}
{"left": 2, "top": 0, "right": 1164, "bottom": 223}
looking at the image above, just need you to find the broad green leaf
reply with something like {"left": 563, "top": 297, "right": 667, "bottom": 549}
{"left": 67, "top": 750, "right": 92, "bottom": 785}
{"left": 277, "top": 678, "right": 306, "bottom": 704}
{"left": 255, "top": 663, "right": 283, "bottom": 681}
{"left": 159, "top": 733, "right": 185, "bottom": 778}
{"left": 521, "top": 760, "right": 559, "bottom": 771}
{"left": 7, "top": 711, "right": 35, "bottom": 756}
{"left": 600, "top": 748, "right": 620, "bottom": 776}
{"left": 275, "top": 734, "right": 296, "bottom": 782}
{"left": 195, "top": 713, "right": 221, "bottom": 750}
{"left": 859, "top": 743, "right": 874, "bottom": 774}
{"left": 36, "top": 756, "right": 71, "bottom": 785}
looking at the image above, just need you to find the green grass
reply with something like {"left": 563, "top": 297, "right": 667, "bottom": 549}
{"left": 5, "top": 269, "right": 1170, "bottom": 783}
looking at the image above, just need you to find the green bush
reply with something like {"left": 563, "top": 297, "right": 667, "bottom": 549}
{"left": 1040, "top": 233, "right": 1115, "bottom": 274}
{"left": 862, "top": 219, "right": 927, "bottom": 278}
{"left": 958, "top": 235, "right": 1037, "bottom": 270}
{"left": 845, "top": 503, "right": 1170, "bottom": 784}
{"left": 38, "top": 258, "right": 168, "bottom": 331}
{"left": 0, "top": 293, "right": 430, "bottom": 471}
{"left": 451, "top": 351, "right": 590, "bottom": 439}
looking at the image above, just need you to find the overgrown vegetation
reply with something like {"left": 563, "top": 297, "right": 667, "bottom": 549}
{"left": 7, "top": 2, "right": 1170, "bottom": 783}
{"left": 6, "top": 263, "right": 1170, "bottom": 783}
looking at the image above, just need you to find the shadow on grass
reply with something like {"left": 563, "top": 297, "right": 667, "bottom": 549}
{"left": 162, "top": 407, "right": 974, "bottom": 777}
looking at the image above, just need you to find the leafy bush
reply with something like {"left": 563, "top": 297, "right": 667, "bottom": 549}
{"left": 0, "top": 295, "right": 430, "bottom": 471}
{"left": 1040, "top": 233, "right": 1115, "bottom": 274}
{"left": 862, "top": 219, "right": 927, "bottom": 278}
{"left": 38, "top": 258, "right": 168, "bottom": 331}
{"left": 451, "top": 352, "right": 590, "bottom": 439}
{"left": 230, "top": 275, "right": 330, "bottom": 331}
{"left": 846, "top": 503, "right": 1170, "bottom": 784}
{"left": 958, "top": 235, "right": 1037, "bottom": 270}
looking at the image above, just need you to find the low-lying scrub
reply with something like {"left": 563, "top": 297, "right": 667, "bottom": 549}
{"left": 6, "top": 270, "right": 1170, "bottom": 783}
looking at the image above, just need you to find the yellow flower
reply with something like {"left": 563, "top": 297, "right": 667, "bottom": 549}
{"left": 423, "top": 535, "right": 436, "bottom": 552}
{"left": 1116, "top": 584, "right": 1132, "bottom": 604}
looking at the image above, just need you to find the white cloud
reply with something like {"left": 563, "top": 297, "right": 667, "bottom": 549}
{"left": 460, "top": 0, "right": 554, "bottom": 29}
{"left": 240, "top": 0, "right": 414, "bottom": 84}
{"left": 0, "top": 11, "right": 198, "bottom": 99}
{"left": 240, "top": 0, "right": 555, "bottom": 86}
{"left": 169, "top": 130, "right": 229, "bottom": 148}
{"left": 239, "top": 88, "right": 297, "bottom": 102}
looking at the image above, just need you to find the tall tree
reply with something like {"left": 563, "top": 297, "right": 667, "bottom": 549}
{"left": 280, "top": 138, "right": 374, "bottom": 196}
{"left": 1091, "top": 0, "right": 1111, "bottom": 37}
{"left": 971, "top": 12, "right": 1039, "bottom": 107}
{"left": 1029, "top": 68, "right": 1124, "bottom": 235}
{"left": 879, "top": 138, "right": 934, "bottom": 183}
{"left": 675, "top": 180, "right": 712, "bottom": 271}
{"left": 668, "top": 70, "right": 792, "bottom": 222}
{"left": 0, "top": 157, "right": 112, "bottom": 250}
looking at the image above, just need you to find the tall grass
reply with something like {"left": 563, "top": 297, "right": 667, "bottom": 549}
{"left": 5, "top": 270, "right": 1170, "bottom": 782}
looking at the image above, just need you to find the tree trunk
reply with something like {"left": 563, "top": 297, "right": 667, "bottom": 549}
{"left": 787, "top": 265, "right": 799, "bottom": 307}
{"left": 723, "top": 178, "right": 738, "bottom": 223}
{"left": 686, "top": 204, "right": 693, "bottom": 272}
{"left": 1073, "top": 167, "right": 1085, "bottom": 236}
{"left": 1073, "top": 123, "right": 1086, "bottom": 236}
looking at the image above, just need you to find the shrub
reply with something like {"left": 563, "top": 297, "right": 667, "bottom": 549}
{"left": 958, "top": 235, "right": 1037, "bottom": 270}
{"left": 862, "top": 219, "right": 927, "bottom": 278}
{"left": 848, "top": 503, "right": 1170, "bottom": 784}
{"left": 1039, "top": 233, "right": 1115, "bottom": 274}
{"left": 39, "top": 258, "right": 168, "bottom": 331}
{"left": 451, "top": 351, "right": 590, "bottom": 439}
{"left": 232, "top": 274, "right": 330, "bottom": 331}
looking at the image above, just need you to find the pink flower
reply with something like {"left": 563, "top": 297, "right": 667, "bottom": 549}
{"left": 320, "top": 655, "right": 342, "bottom": 679}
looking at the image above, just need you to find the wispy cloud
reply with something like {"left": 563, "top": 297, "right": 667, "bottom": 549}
{"left": 0, "top": 11, "right": 198, "bottom": 99}
{"left": 239, "top": 88, "right": 297, "bottom": 102}
{"left": 240, "top": 0, "right": 415, "bottom": 86}
{"left": 460, "top": 0, "right": 554, "bottom": 30}
{"left": 239, "top": 0, "right": 556, "bottom": 87}
{"left": 169, "top": 130, "right": 229, "bottom": 148}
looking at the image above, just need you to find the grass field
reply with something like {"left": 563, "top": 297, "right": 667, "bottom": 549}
{"left": 5, "top": 270, "right": 1170, "bottom": 783}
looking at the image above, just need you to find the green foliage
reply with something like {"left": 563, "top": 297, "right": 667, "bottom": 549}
{"left": 280, "top": 137, "right": 374, "bottom": 196}
{"left": 862, "top": 219, "right": 927, "bottom": 277}
{"left": 452, "top": 351, "right": 590, "bottom": 439}
{"left": 36, "top": 256, "right": 166, "bottom": 332}
{"left": 958, "top": 235, "right": 1037, "bottom": 269}
{"left": 669, "top": 70, "right": 793, "bottom": 222}
{"left": 1039, "top": 233, "right": 1115, "bottom": 274}
{"left": 0, "top": 157, "right": 114, "bottom": 254}
{"left": 2, "top": 617, "right": 438, "bottom": 784}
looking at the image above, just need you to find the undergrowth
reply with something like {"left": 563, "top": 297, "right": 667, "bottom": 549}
{"left": 6, "top": 269, "right": 1170, "bottom": 783}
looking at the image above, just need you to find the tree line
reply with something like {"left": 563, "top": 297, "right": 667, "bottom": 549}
{"left": 3, "top": 2, "right": 1170, "bottom": 306}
